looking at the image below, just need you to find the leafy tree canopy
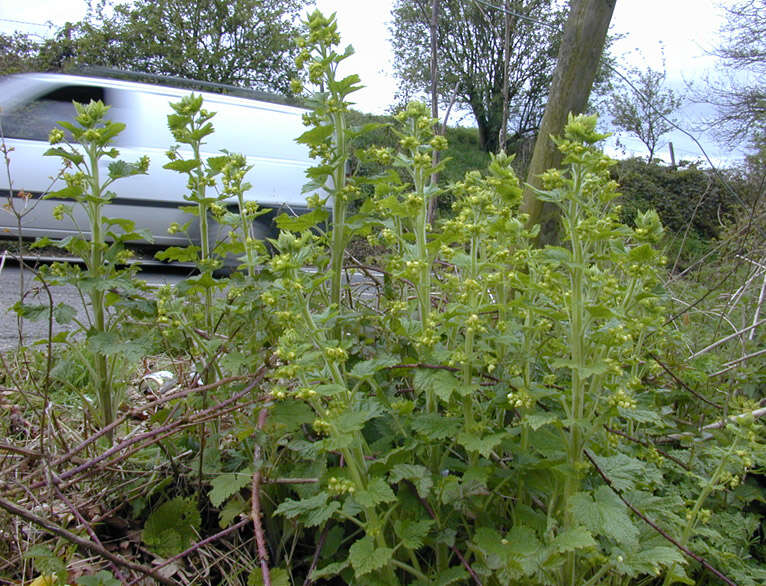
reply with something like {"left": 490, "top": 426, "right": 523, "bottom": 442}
{"left": 606, "top": 65, "right": 683, "bottom": 163}
{"left": 390, "top": 0, "right": 568, "bottom": 153}
{"left": 1, "top": 0, "right": 309, "bottom": 94}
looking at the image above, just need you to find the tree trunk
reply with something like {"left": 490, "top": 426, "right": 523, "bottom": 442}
{"left": 428, "top": 0, "right": 440, "bottom": 222}
{"left": 520, "top": 0, "right": 616, "bottom": 245}
{"left": 498, "top": 0, "right": 512, "bottom": 153}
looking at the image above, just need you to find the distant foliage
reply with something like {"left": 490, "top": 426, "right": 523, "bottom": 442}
{"left": 613, "top": 158, "right": 740, "bottom": 240}
{"left": 0, "top": 0, "right": 308, "bottom": 94}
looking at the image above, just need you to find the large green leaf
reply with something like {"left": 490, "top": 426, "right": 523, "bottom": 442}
{"left": 569, "top": 486, "right": 639, "bottom": 547}
{"left": 348, "top": 535, "right": 393, "bottom": 577}
{"left": 394, "top": 518, "right": 434, "bottom": 549}
{"left": 142, "top": 497, "right": 201, "bottom": 557}
{"left": 209, "top": 469, "right": 252, "bottom": 508}
{"left": 354, "top": 477, "right": 396, "bottom": 508}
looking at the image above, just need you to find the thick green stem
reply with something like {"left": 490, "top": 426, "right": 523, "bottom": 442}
{"left": 87, "top": 145, "right": 113, "bottom": 443}
{"left": 564, "top": 170, "right": 587, "bottom": 585}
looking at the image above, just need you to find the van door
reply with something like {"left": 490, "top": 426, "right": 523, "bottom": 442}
{"left": 1, "top": 84, "right": 112, "bottom": 242}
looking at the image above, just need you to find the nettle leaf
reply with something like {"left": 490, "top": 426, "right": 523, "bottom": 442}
{"left": 218, "top": 494, "right": 247, "bottom": 528}
{"left": 624, "top": 546, "right": 686, "bottom": 578}
{"left": 314, "top": 383, "right": 347, "bottom": 396}
{"left": 13, "top": 302, "right": 49, "bottom": 322}
{"left": 411, "top": 413, "right": 460, "bottom": 440}
{"left": 550, "top": 526, "right": 597, "bottom": 553}
{"left": 248, "top": 567, "right": 290, "bottom": 586}
{"left": 275, "top": 208, "right": 329, "bottom": 232}
{"left": 108, "top": 159, "right": 145, "bottom": 180}
{"left": 142, "top": 497, "right": 201, "bottom": 557}
{"left": 523, "top": 412, "right": 559, "bottom": 430}
{"left": 275, "top": 492, "right": 338, "bottom": 526}
{"left": 155, "top": 246, "right": 200, "bottom": 263}
{"left": 354, "top": 477, "right": 396, "bottom": 508}
{"left": 435, "top": 567, "right": 470, "bottom": 585}
{"left": 24, "top": 545, "right": 67, "bottom": 583}
{"left": 348, "top": 535, "right": 393, "bottom": 577}
{"left": 569, "top": 487, "right": 639, "bottom": 547}
{"left": 349, "top": 355, "right": 400, "bottom": 379}
{"left": 209, "top": 469, "right": 252, "bottom": 508}
{"left": 297, "top": 123, "right": 334, "bottom": 145}
{"left": 53, "top": 302, "right": 76, "bottom": 324}
{"left": 589, "top": 453, "right": 653, "bottom": 492}
{"left": 44, "top": 147, "right": 84, "bottom": 166}
{"left": 163, "top": 159, "right": 201, "bottom": 173}
{"left": 389, "top": 463, "right": 433, "bottom": 498}
{"left": 310, "top": 559, "right": 350, "bottom": 581}
{"left": 473, "top": 527, "right": 512, "bottom": 570}
{"left": 269, "top": 401, "right": 314, "bottom": 431}
{"left": 394, "top": 519, "right": 434, "bottom": 549}
{"left": 506, "top": 526, "right": 541, "bottom": 557}
{"left": 414, "top": 368, "right": 460, "bottom": 402}
{"left": 543, "top": 246, "right": 572, "bottom": 264}
{"left": 331, "top": 398, "right": 384, "bottom": 432}
{"left": 457, "top": 430, "right": 505, "bottom": 458}
{"left": 306, "top": 501, "right": 340, "bottom": 527}
{"left": 87, "top": 331, "right": 148, "bottom": 361}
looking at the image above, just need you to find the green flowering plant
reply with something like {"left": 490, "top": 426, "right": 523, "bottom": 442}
{"left": 30, "top": 100, "right": 151, "bottom": 441}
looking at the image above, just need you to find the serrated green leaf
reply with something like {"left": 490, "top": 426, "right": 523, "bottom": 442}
{"left": 394, "top": 519, "right": 433, "bottom": 549}
{"left": 13, "top": 302, "right": 49, "bottom": 321}
{"left": 348, "top": 535, "right": 393, "bottom": 577}
{"left": 570, "top": 487, "right": 639, "bottom": 547}
{"left": 275, "top": 492, "right": 336, "bottom": 527}
{"left": 44, "top": 146, "right": 84, "bottom": 166}
{"left": 523, "top": 412, "right": 559, "bottom": 430}
{"left": 108, "top": 159, "right": 145, "bottom": 179}
{"left": 457, "top": 431, "right": 505, "bottom": 458}
{"left": 349, "top": 355, "right": 400, "bottom": 378}
{"left": 142, "top": 497, "right": 201, "bottom": 557}
{"left": 306, "top": 501, "right": 340, "bottom": 527}
{"left": 155, "top": 246, "right": 200, "bottom": 263}
{"left": 626, "top": 546, "right": 686, "bottom": 577}
{"left": 414, "top": 368, "right": 459, "bottom": 402}
{"left": 505, "top": 526, "right": 541, "bottom": 557}
{"left": 25, "top": 545, "right": 68, "bottom": 582}
{"left": 331, "top": 398, "right": 384, "bottom": 432}
{"left": 389, "top": 463, "right": 433, "bottom": 497}
{"left": 275, "top": 208, "right": 329, "bottom": 232}
{"left": 310, "top": 559, "right": 350, "bottom": 580}
{"left": 411, "top": 413, "right": 459, "bottom": 440}
{"left": 270, "top": 401, "right": 314, "bottom": 431}
{"left": 551, "top": 526, "right": 597, "bottom": 553}
{"left": 354, "top": 477, "right": 396, "bottom": 508}
{"left": 209, "top": 469, "right": 252, "bottom": 508}
{"left": 53, "top": 302, "right": 76, "bottom": 325}
{"left": 163, "top": 159, "right": 201, "bottom": 173}
{"left": 248, "top": 567, "right": 290, "bottom": 586}
{"left": 432, "top": 566, "right": 470, "bottom": 585}
{"left": 589, "top": 453, "right": 652, "bottom": 492}
{"left": 218, "top": 494, "right": 247, "bottom": 528}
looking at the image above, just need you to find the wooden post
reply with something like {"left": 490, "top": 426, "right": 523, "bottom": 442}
{"left": 668, "top": 142, "right": 676, "bottom": 168}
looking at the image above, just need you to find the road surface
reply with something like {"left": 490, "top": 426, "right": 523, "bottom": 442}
{"left": 0, "top": 260, "right": 188, "bottom": 351}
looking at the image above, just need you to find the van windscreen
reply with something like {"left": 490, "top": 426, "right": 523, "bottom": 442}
{"left": 1, "top": 85, "right": 106, "bottom": 141}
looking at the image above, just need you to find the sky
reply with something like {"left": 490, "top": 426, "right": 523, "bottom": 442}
{"left": 0, "top": 0, "right": 743, "bottom": 164}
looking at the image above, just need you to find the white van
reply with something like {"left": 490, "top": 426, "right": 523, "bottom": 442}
{"left": 0, "top": 72, "right": 315, "bottom": 248}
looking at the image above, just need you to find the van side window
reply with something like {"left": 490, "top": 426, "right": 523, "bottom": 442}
{"left": 1, "top": 85, "right": 106, "bottom": 141}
